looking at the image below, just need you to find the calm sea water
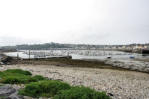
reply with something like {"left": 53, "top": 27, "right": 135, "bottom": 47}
{"left": 4, "top": 50, "right": 148, "bottom": 60}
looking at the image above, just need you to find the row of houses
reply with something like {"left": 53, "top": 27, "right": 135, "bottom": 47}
{"left": 109, "top": 44, "right": 149, "bottom": 50}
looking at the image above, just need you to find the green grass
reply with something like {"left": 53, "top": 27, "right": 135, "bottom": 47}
{"left": 53, "top": 86, "right": 111, "bottom": 99}
{"left": 28, "top": 75, "right": 47, "bottom": 82}
{"left": 0, "top": 96, "right": 8, "bottom": 99}
{"left": 19, "top": 80, "right": 71, "bottom": 98}
{"left": 4, "top": 69, "right": 32, "bottom": 75}
{"left": 0, "top": 69, "right": 47, "bottom": 84}
{"left": 0, "top": 69, "right": 111, "bottom": 99}
{"left": 19, "top": 81, "right": 110, "bottom": 99}
{"left": 1, "top": 74, "right": 30, "bottom": 84}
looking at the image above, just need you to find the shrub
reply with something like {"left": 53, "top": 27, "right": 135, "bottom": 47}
{"left": 0, "top": 69, "right": 46, "bottom": 84}
{"left": 53, "top": 86, "right": 111, "bottom": 99}
{"left": 19, "top": 80, "right": 71, "bottom": 98}
{"left": 28, "top": 75, "right": 47, "bottom": 82}
{"left": 4, "top": 69, "right": 32, "bottom": 75}
{"left": 1, "top": 75, "right": 30, "bottom": 84}
{"left": 0, "top": 72, "right": 5, "bottom": 77}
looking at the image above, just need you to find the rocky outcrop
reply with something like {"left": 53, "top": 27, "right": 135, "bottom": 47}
{"left": 105, "top": 59, "right": 149, "bottom": 72}
{"left": 0, "top": 85, "right": 23, "bottom": 99}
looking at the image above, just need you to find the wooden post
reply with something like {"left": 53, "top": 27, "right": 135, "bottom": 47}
{"left": 17, "top": 53, "right": 19, "bottom": 59}
{"left": 29, "top": 50, "right": 30, "bottom": 60}
{"left": 103, "top": 45, "right": 105, "bottom": 56}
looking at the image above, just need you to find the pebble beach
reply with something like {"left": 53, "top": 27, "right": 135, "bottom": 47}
{"left": 1, "top": 64, "right": 149, "bottom": 99}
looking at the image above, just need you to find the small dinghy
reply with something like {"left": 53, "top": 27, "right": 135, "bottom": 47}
{"left": 107, "top": 56, "right": 112, "bottom": 59}
{"left": 129, "top": 56, "right": 135, "bottom": 59}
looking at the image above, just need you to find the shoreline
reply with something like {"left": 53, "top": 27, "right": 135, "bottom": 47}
{"left": 1, "top": 52, "right": 149, "bottom": 74}
{"left": 2, "top": 54, "right": 149, "bottom": 74}
{"left": 4, "top": 57, "right": 136, "bottom": 71}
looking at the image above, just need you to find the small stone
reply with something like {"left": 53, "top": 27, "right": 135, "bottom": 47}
{"left": 23, "top": 96, "right": 33, "bottom": 99}
{"left": 108, "top": 93, "right": 114, "bottom": 96}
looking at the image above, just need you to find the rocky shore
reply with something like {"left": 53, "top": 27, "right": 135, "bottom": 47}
{"left": 105, "top": 59, "right": 149, "bottom": 73}
{"left": 1, "top": 64, "right": 149, "bottom": 99}
{"left": 0, "top": 84, "right": 23, "bottom": 99}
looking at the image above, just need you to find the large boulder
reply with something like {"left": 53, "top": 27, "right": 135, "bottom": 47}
{"left": 0, "top": 85, "right": 23, "bottom": 99}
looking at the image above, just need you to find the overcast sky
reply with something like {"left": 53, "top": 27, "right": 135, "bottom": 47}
{"left": 0, "top": 0, "right": 149, "bottom": 46}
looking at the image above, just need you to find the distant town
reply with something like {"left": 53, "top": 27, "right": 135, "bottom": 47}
{"left": 0, "top": 42, "right": 149, "bottom": 52}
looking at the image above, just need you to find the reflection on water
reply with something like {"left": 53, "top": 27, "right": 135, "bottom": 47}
{"left": 5, "top": 52, "right": 34, "bottom": 59}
